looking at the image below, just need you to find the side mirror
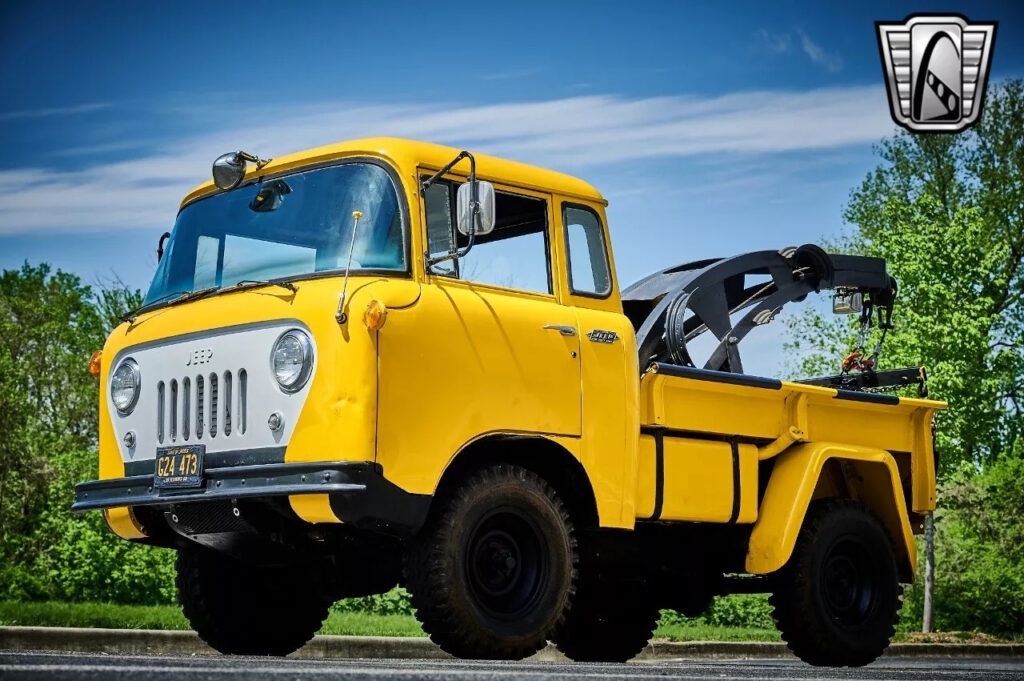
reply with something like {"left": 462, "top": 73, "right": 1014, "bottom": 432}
{"left": 212, "top": 150, "right": 270, "bottom": 190}
{"left": 457, "top": 181, "right": 496, "bottom": 236}
{"left": 833, "top": 290, "right": 863, "bottom": 315}
{"left": 212, "top": 152, "right": 248, "bottom": 190}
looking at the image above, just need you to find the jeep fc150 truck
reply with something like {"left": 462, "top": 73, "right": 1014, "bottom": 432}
{"left": 75, "top": 138, "right": 943, "bottom": 666}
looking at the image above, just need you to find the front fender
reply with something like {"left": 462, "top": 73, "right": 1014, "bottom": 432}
{"left": 745, "top": 442, "right": 916, "bottom": 580}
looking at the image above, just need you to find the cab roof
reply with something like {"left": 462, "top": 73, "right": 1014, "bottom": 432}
{"left": 180, "top": 137, "right": 605, "bottom": 209}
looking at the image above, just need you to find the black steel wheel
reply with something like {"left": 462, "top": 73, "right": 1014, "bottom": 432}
{"left": 466, "top": 508, "right": 550, "bottom": 620}
{"left": 404, "top": 464, "right": 578, "bottom": 660}
{"left": 770, "top": 499, "right": 902, "bottom": 667}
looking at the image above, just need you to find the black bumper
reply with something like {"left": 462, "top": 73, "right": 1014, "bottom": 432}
{"left": 73, "top": 460, "right": 430, "bottom": 536}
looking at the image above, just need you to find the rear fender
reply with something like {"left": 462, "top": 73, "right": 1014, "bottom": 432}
{"left": 745, "top": 442, "right": 916, "bottom": 581}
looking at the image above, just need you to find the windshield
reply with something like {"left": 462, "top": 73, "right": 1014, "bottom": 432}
{"left": 144, "top": 162, "right": 405, "bottom": 305}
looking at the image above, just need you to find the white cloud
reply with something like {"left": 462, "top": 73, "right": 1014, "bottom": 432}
{"left": 796, "top": 29, "right": 844, "bottom": 73}
{"left": 0, "top": 102, "right": 110, "bottom": 122}
{"left": 756, "top": 28, "right": 792, "bottom": 54}
{"left": 0, "top": 86, "right": 895, "bottom": 235}
{"left": 755, "top": 28, "right": 843, "bottom": 73}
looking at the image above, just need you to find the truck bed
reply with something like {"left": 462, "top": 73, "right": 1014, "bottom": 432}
{"left": 634, "top": 363, "right": 943, "bottom": 524}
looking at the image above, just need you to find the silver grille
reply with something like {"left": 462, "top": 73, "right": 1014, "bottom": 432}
{"left": 156, "top": 369, "right": 247, "bottom": 444}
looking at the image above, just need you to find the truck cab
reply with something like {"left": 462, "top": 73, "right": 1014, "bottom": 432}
{"left": 75, "top": 138, "right": 943, "bottom": 666}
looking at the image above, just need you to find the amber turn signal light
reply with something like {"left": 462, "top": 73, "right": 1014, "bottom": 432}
{"left": 88, "top": 350, "right": 103, "bottom": 376}
{"left": 363, "top": 299, "right": 388, "bottom": 330}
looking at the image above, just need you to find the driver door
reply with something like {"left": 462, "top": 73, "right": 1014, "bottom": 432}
{"left": 375, "top": 179, "right": 581, "bottom": 494}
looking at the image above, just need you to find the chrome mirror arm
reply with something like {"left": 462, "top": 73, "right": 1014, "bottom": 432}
{"left": 422, "top": 151, "right": 480, "bottom": 269}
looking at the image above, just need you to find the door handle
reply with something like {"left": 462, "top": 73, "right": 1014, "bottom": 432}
{"left": 543, "top": 324, "right": 577, "bottom": 337}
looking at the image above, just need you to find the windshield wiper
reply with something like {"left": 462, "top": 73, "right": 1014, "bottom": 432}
{"left": 121, "top": 287, "right": 219, "bottom": 323}
{"left": 233, "top": 279, "right": 299, "bottom": 293}
{"left": 122, "top": 279, "right": 298, "bottom": 324}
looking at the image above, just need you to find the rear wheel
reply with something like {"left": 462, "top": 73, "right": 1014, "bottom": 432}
{"left": 404, "top": 464, "right": 578, "bottom": 660}
{"left": 175, "top": 547, "right": 331, "bottom": 656}
{"left": 770, "top": 499, "right": 902, "bottom": 667}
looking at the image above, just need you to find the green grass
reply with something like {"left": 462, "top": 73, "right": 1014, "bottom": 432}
{"left": 0, "top": 602, "right": 426, "bottom": 637}
{"left": 0, "top": 601, "right": 786, "bottom": 641}
{"left": 654, "top": 622, "right": 780, "bottom": 642}
{"left": 6, "top": 602, "right": 1010, "bottom": 644}
{"left": 0, "top": 601, "right": 190, "bottom": 631}
{"left": 320, "top": 612, "right": 426, "bottom": 637}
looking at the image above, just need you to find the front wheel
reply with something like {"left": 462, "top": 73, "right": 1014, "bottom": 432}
{"left": 404, "top": 464, "right": 579, "bottom": 660}
{"left": 176, "top": 547, "right": 331, "bottom": 656}
{"left": 770, "top": 499, "right": 902, "bottom": 667}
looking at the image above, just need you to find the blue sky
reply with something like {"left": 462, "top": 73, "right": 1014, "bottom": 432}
{"left": 1, "top": 1, "right": 1022, "bottom": 374}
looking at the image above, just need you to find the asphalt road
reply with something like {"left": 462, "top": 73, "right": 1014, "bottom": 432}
{"left": 1, "top": 652, "right": 1023, "bottom": 681}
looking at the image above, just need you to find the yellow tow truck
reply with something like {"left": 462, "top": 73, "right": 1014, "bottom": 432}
{"left": 75, "top": 138, "right": 943, "bottom": 666}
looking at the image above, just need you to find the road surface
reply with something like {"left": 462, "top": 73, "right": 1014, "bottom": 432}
{"left": 1, "top": 651, "right": 1022, "bottom": 680}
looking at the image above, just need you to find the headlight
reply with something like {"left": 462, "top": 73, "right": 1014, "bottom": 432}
{"left": 111, "top": 358, "right": 141, "bottom": 414}
{"left": 271, "top": 329, "right": 313, "bottom": 392}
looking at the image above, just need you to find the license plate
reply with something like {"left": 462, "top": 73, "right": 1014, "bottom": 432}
{"left": 154, "top": 444, "right": 205, "bottom": 488}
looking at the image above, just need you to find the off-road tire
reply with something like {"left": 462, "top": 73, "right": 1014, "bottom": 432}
{"left": 175, "top": 547, "right": 331, "bottom": 656}
{"left": 404, "top": 464, "right": 578, "bottom": 660}
{"left": 769, "top": 499, "right": 902, "bottom": 667}
{"left": 553, "top": 551, "right": 660, "bottom": 662}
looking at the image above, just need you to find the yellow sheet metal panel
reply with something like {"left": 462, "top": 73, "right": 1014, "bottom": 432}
{"left": 736, "top": 443, "right": 759, "bottom": 523}
{"left": 103, "top": 507, "right": 147, "bottom": 541}
{"left": 805, "top": 400, "right": 915, "bottom": 453}
{"left": 181, "top": 138, "right": 606, "bottom": 211}
{"left": 745, "top": 442, "right": 916, "bottom": 578}
{"left": 639, "top": 372, "right": 946, "bottom": 462}
{"left": 97, "top": 276, "right": 395, "bottom": 483}
{"left": 375, "top": 177, "right": 625, "bottom": 529}
{"left": 553, "top": 197, "right": 636, "bottom": 527}
{"left": 640, "top": 373, "right": 785, "bottom": 439}
{"left": 288, "top": 494, "right": 341, "bottom": 524}
{"left": 660, "top": 438, "right": 734, "bottom": 522}
{"left": 635, "top": 435, "right": 657, "bottom": 520}
{"left": 910, "top": 406, "right": 938, "bottom": 512}
{"left": 375, "top": 279, "right": 583, "bottom": 494}
{"left": 572, "top": 306, "right": 640, "bottom": 528}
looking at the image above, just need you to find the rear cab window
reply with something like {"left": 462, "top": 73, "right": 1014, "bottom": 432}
{"left": 562, "top": 203, "right": 612, "bottom": 298}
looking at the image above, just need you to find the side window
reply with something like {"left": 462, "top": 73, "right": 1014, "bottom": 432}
{"left": 563, "top": 205, "right": 611, "bottom": 297}
{"left": 424, "top": 182, "right": 456, "bottom": 276}
{"left": 424, "top": 179, "right": 552, "bottom": 295}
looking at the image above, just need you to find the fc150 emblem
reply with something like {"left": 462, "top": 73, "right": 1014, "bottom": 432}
{"left": 876, "top": 14, "right": 997, "bottom": 133}
{"left": 186, "top": 347, "right": 214, "bottom": 366}
{"left": 587, "top": 330, "right": 619, "bottom": 344}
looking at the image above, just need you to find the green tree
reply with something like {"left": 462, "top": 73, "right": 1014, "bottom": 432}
{"left": 901, "top": 455, "right": 1024, "bottom": 635}
{"left": 0, "top": 263, "right": 106, "bottom": 545}
{"left": 787, "top": 80, "right": 1024, "bottom": 473}
{"left": 0, "top": 263, "right": 171, "bottom": 603}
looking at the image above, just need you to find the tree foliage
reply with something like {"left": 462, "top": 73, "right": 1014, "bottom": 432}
{"left": 0, "top": 263, "right": 172, "bottom": 603}
{"left": 787, "top": 80, "right": 1024, "bottom": 472}
{"left": 901, "top": 455, "right": 1024, "bottom": 635}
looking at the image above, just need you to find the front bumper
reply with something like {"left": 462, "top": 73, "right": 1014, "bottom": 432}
{"left": 73, "top": 461, "right": 430, "bottom": 536}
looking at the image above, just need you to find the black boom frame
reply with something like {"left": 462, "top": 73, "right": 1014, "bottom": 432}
{"left": 621, "top": 245, "right": 923, "bottom": 394}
